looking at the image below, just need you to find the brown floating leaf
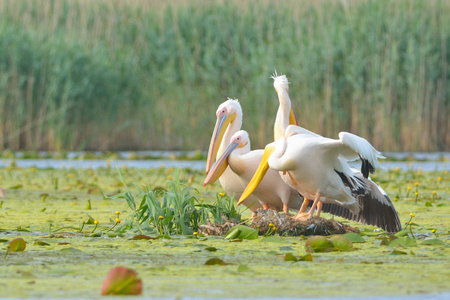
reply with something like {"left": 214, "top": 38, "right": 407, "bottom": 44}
{"left": 298, "top": 253, "right": 313, "bottom": 261}
{"left": 131, "top": 235, "right": 157, "bottom": 240}
{"left": 101, "top": 266, "right": 143, "bottom": 296}
{"left": 8, "top": 238, "right": 26, "bottom": 252}
{"left": 284, "top": 253, "right": 299, "bottom": 262}
{"left": 204, "top": 258, "right": 227, "bottom": 266}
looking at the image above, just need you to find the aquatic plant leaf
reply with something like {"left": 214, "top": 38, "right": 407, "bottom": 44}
{"left": 425, "top": 201, "right": 432, "bottom": 207}
{"left": 101, "top": 266, "right": 143, "bottom": 295}
{"left": 329, "top": 236, "right": 353, "bottom": 252}
{"left": 260, "top": 236, "right": 285, "bottom": 243}
{"left": 9, "top": 184, "right": 23, "bottom": 189}
{"left": 204, "top": 258, "right": 227, "bottom": 266}
{"left": 421, "top": 239, "right": 445, "bottom": 246}
{"left": 131, "top": 235, "right": 157, "bottom": 240}
{"left": 34, "top": 241, "right": 50, "bottom": 246}
{"left": 379, "top": 236, "right": 391, "bottom": 246}
{"left": 391, "top": 249, "right": 408, "bottom": 255}
{"left": 237, "top": 264, "right": 253, "bottom": 273}
{"left": 343, "top": 232, "right": 366, "bottom": 243}
{"left": 88, "top": 232, "right": 102, "bottom": 237}
{"left": 284, "top": 253, "right": 299, "bottom": 262}
{"left": 8, "top": 238, "right": 26, "bottom": 252}
{"left": 298, "top": 253, "right": 313, "bottom": 261}
{"left": 360, "top": 229, "right": 383, "bottom": 236}
{"left": 16, "top": 227, "right": 30, "bottom": 232}
{"left": 279, "top": 246, "right": 295, "bottom": 252}
{"left": 305, "top": 236, "right": 334, "bottom": 253}
{"left": 225, "top": 225, "right": 258, "bottom": 240}
{"left": 204, "top": 246, "right": 218, "bottom": 252}
{"left": 394, "top": 230, "right": 409, "bottom": 237}
{"left": 389, "top": 236, "right": 417, "bottom": 248}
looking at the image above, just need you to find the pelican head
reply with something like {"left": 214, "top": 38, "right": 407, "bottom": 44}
{"left": 271, "top": 72, "right": 298, "bottom": 137}
{"left": 204, "top": 130, "right": 249, "bottom": 186}
{"left": 271, "top": 72, "right": 289, "bottom": 95}
{"left": 205, "top": 98, "right": 242, "bottom": 174}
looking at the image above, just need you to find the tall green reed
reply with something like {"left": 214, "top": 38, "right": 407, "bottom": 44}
{"left": 0, "top": 0, "right": 447, "bottom": 151}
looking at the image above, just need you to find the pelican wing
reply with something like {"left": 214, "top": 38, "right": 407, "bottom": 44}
{"left": 321, "top": 176, "right": 402, "bottom": 233}
{"left": 338, "top": 132, "right": 385, "bottom": 177}
{"left": 318, "top": 132, "right": 384, "bottom": 178}
{"left": 284, "top": 125, "right": 321, "bottom": 138}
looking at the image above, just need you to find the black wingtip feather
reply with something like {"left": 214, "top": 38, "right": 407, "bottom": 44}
{"left": 319, "top": 172, "right": 402, "bottom": 232}
{"left": 321, "top": 195, "right": 402, "bottom": 233}
{"left": 359, "top": 155, "right": 375, "bottom": 178}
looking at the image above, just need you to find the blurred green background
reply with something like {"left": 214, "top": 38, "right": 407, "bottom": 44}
{"left": 0, "top": 0, "right": 448, "bottom": 152}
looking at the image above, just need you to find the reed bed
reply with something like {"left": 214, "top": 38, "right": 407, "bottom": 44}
{"left": 0, "top": 0, "right": 448, "bottom": 151}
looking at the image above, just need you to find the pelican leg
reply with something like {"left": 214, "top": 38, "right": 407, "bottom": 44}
{"left": 299, "top": 199, "right": 310, "bottom": 213}
{"left": 316, "top": 201, "right": 323, "bottom": 218}
{"left": 283, "top": 204, "right": 289, "bottom": 214}
{"left": 294, "top": 194, "right": 320, "bottom": 221}
{"left": 262, "top": 203, "right": 270, "bottom": 210}
{"left": 290, "top": 198, "right": 311, "bottom": 219}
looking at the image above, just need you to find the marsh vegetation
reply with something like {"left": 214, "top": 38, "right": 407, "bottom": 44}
{"left": 0, "top": 165, "right": 448, "bottom": 298}
{"left": 0, "top": 0, "right": 448, "bottom": 151}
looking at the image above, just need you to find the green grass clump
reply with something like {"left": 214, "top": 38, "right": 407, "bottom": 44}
{"left": 0, "top": 0, "right": 448, "bottom": 152}
{"left": 111, "top": 169, "right": 241, "bottom": 236}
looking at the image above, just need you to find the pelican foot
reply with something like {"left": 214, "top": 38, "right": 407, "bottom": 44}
{"left": 293, "top": 213, "right": 311, "bottom": 221}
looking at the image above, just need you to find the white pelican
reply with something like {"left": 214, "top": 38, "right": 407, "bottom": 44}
{"left": 204, "top": 99, "right": 264, "bottom": 213}
{"left": 204, "top": 130, "right": 303, "bottom": 213}
{"left": 237, "top": 74, "right": 402, "bottom": 232}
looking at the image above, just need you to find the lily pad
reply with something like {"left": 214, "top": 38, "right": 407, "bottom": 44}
{"left": 279, "top": 246, "right": 295, "bottom": 252}
{"left": 236, "top": 264, "right": 253, "bottom": 273}
{"left": 8, "top": 238, "right": 26, "bottom": 252}
{"left": 329, "top": 235, "right": 353, "bottom": 252}
{"left": 305, "top": 236, "right": 334, "bottom": 252}
{"left": 131, "top": 235, "right": 157, "bottom": 240}
{"left": 421, "top": 239, "right": 445, "bottom": 246}
{"left": 101, "top": 266, "right": 143, "bottom": 295}
{"left": 389, "top": 236, "right": 417, "bottom": 248}
{"left": 225, "top": 225, "right": 258, "bottom": 240}
{"left": 343, "top": 232, "right": 366, "bottom": 243}
{"left": 34, "top": 240, "right": 51, "bottom": 246}
{"left": 204, "top": 258, "right": 227, "bottom": 266}
{"left": 204, "top": 246, "right": 218, "bottom": 252}
{"left": 298, "top": 253, "right": 313, "bottom": 261}
{"left": 284, "top": 253, "right": 299, "bottom": 262}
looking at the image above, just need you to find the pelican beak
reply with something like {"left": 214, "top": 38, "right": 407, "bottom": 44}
{"left": 289, "top": 107, "right": 298, "bottom": 126}
{"left": 205, "top": 112, "right": 236, "bottom": 174}
{"left": 237, "top": 145, "right": 276, "bottom": 206}
{"left": 204, "top": 141, "right": 239, "bottom": 186}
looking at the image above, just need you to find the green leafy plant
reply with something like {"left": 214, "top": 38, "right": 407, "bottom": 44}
{"left": 110, "top": 169, "right": 241, "bottom": 236}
